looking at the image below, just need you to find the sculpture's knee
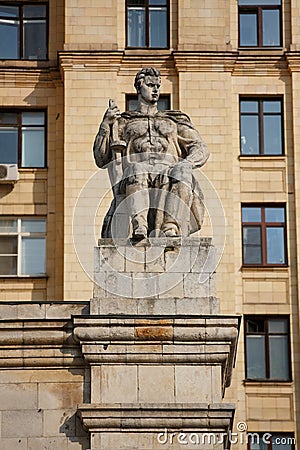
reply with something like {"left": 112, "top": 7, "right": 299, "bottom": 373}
{"left": 169, "top": 161, "right": 193, "bottom": 185}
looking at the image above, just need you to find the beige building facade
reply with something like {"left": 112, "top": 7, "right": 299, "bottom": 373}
{"left": 0, "top": 0, "right": 299, "bottom": 449}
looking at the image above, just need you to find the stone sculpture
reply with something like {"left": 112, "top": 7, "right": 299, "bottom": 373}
{"left": 93, "top": 67, "right": 209, "bottom": 239}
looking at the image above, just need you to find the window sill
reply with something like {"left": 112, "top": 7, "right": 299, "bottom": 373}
{"left": 241, "top": 266, "right": 289, "bottom": 273}
{"left": 243, "top": 379, "right": 293, "bottom": 386}
{"left": 0, "top": 275, "right": 48, "bottom": 279}
{"left": 238, "top": 47, "right": 284, "bottom": 54}
{"left": 0, "top": 60, "right": 50, "bottom": 69}
{"left": 239, "top": 155, "right": 286, "bottom": 161}
{"left": 124, "top": 48, "right": 171, "bottom": 56}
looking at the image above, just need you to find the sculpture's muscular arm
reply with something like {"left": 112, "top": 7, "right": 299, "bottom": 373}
{"left": 93, "top": 123, "right": 112, "bottom": 169}
{"left": 177, "top": 121, "right": 210, "bottom": 168}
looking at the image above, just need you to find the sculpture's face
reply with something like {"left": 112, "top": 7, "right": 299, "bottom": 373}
{"left": 139, "top": 76, "right": 161, "bottom": 105}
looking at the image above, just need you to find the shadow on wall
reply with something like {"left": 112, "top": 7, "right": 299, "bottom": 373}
{"left": 60, "top": 412, "right": 90, "bottom": 450}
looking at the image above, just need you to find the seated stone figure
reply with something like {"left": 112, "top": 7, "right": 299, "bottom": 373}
{"left": 93, "top": 67, "right": 209, "bottom": 239}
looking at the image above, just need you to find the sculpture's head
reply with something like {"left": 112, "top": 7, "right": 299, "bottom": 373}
{"left": 134, "top": 67, "right": 161, "bottom": 105}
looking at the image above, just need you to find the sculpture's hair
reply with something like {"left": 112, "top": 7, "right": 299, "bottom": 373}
{"left": 134, "top": 67, "right": 161, "bottom": 92}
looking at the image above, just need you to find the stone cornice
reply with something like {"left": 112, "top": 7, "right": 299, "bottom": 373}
{"left": 232, "top": 51, "right": 288, "bottom": 76}
{"left": 173, "top": 51, "right": 238, "bottom": 72}
{"left": 0, "top": 65, "right": 61, "bottom": 87}
{"left": 285, "top": 51, "right": 300, "bottom": 72}
{"left": 73, "top": 315, "right": 240, "bottom": 391}
{"left": 78, "top": 403, "right": 235, "bottom": 434}
{"left": 58, "top": 50, "right": 123, "bottom": 72}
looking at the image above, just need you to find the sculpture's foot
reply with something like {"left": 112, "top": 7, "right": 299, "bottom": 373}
{"left": 133, "top": 226, "right": 148, "bottom": 240}
{"left": 162, "top": 224, "right": 180, "bottom": 237}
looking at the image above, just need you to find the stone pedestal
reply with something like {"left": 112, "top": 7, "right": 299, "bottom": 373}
{"left": 73, "top": 238, "right": 240, "bottom": 450}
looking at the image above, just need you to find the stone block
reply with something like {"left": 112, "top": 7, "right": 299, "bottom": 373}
{"left": 38, "top": 382, "right": 83, "bottom": 410}
{"left": 0, "top": 383, "right": 37, "bottom": 410}
{"left": 100, "top": 366, "right": 138, "bottom": 403}
{"left": 27, "top": 437, "right": 68, "bottom": 450}
{"left": 2, "top": 410, "right": 43, "bottom": 438}
{"left": 175, "top": 366, "right": 215, "bottom": 403}
{"left": 0, "top": 438, "right": 27, "bottom": 450}
{"left": 125, "top": 245, "right": 145, "bottom": 271}
{"left": 183, "top": 273, "right": 210, "bottom": 298}
{"left": 137, "top": 297, "right": 176, "bottom": 315}
{"left": 138, "top": 366, "right": 174, "bottom": 403}
{"left": 132, "top": 273, "right": 159, "bottom": 299}
{"left": 43, "top": 409, "right": 75, "bottom": 437}
{"left": 158, "top": 272, "right": 184, "bottom": 299}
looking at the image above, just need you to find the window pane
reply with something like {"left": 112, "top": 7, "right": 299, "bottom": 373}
{"left": 240, "top": 13, "right": 258, "bottom": 46}
{"left": 243, "top": 226, "right": 262, "bottom": 264}
{"left": 249, "top": 439, "right": 267, "bottom": 450}
{"left": 263, "top": 100, "right": 281, "bottom": 113}
{"left": 0, "top": 19, "right": 19, "bottom": 59}
{"left": 0, "top": 112, "right": 18, "bottom": 125}
{"left": 269, "top": 318, "right": 287, "bottom": 333}
{"left": 0, "top": 6, "right": 19, "bottom": 17}
{"left": 149, "top": 8, "right": 167, "bottom": 47}
{"left": 21, "top": 237, "right": 46, "bottom": 275}
{"left": 262, "top": 9, "right": 280, "bottom": 46}
{"left": 263, "top": 115, "right": 282, "bottom": 154}
{"left": 246, "top": 335, "right": 266, "bottom": 378}
{"left": 246, "top": 318, "right": 265, "bottom": 333}
{"left": 240, "top": 101, "right": 259, "bottom": 113}
{"left": 22, "top": 128, "right": 45, "bottom": 167}
{"left": 24, "top": 20, "right": 47, "bottom": 59}
{"left": 272, "top": 436, "right": 293, "bottom": 449}
{"left": 0, "top": 255, "right": 17, "bottom": 275}
{"left": 242, "top": 207, "right": 262, "bottom": 222}
{"left": 0, "top": 128, "right": 18, "bottom": 164}
{"left": 158, "top": 97, "right": 170, "bottom": 110}
{"left": 265, "top": 207, "right": 285, "bottom": 222}
{"left": 0, "top": 219, "right": 17, "bottom": 233}
{"left": 149, "top": 0, "right": 166, "bottom": 5}
{"left": 127, "top": 0, "right": 146, "bottom": 5}
{"left": 22, "top": 219, "right": 46, "bottom": 233}
{"left": 0, "top": 236, "right": 17, "bottom": 254}
{"left": 239, "top": 0, "right": 281, "bottom": 4}
{"left": 23, "top": 5, "right": 46, "bottom": 18}
{"left": 22, "top": 112, "right": 45, "bottom": 126}
{"left": 127, "top": 7, "right": 146, "bottom": 47}
{"left": 241, "top": 116, "right": 259, "bottom": 154}
{"left": 269, "top": 336, "right": 289, "bottom": 379}
{"left": 266, "top": 227, "right": 285, "bottom": 264}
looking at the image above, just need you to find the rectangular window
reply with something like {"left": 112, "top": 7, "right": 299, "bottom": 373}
{"left": 0, "top": 110, "right": 46, "bottom": 167}
{"left": 245, "top": 316, "right": 291, "bottom": 381}
{"left": 238, "top": 0, "right": 282, "bottom": 47}
{"left": 126, "top": 0, "right": 169, "bottom": 48}
{"left": 247, "top": 433, "right": 295, "bottom": 449}
{"left": 242, "top": 205, "right": 286, "bottom": 266}
{"left": 240, "top": 98, "right": 283, "bottom": 155}
{"left": 0, "top": 217, "right": 46, "bottom": 276}
{"left": 0, "top": 3, "right": 47, "bottom": 60}
{"left": 126, "top": 94, "right": 170, "bottom": 111}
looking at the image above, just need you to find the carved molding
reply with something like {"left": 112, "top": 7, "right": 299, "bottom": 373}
{"left": 73, "top": 315, "right": 240, "bottom": 390}
{"left": 78, "top": 402, "right": 235, "bottom": 433}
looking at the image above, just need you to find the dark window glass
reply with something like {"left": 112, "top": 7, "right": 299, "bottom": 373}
{"left": 126, "top": 0, "right": 168, "bottom": 48}
{"left": 0, "top": 217, "right": 46, "bottom": 276}
{"left": 242, "top": 205, "right": 286, "bottom": 266}
{"left": 0, "top": 3, "right": 47, "bottom": 60}
{"left": 240, "top": 98, "right": 283, "bottom": 155}
{"left": 0, "top": 110, "right": 46, "bottom": 167}
{"left": 248, "top": 433, "right": 295, "bottom": 449}
{"left": 245, "top": 317, "right": 291, "bottom": 381}
{"left": 238, "top": 1, "right": 282, "bottom": 47}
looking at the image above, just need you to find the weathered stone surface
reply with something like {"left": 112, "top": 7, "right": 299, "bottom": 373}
{"left": 0, "top": 383, "right": 37, "bottom": 410}
{"left": 2, "top": 410, "right": 43, "bottom": 438}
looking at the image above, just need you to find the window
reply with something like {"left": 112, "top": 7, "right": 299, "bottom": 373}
{"left": 0, "top": 110, "right": 46, "bottom": 167}
{"left": 0, "top": 218, "right": 46, "bottom": 276}
{"left": 240, "top": 98, "right": 283, "bottom": 155}
{"left": 238, "top": 0, "right": 282, "bottom": 47}
{"left": 247, "top": 433, "right": 295, "bottom": 449}
{"left": 126, "top": 0, "right": 168, "bottom": 48}
{"left": 242, "top": 205, "right": 286, "bottom": 266}
{"left": 245, "top": 316, "right": 291, "bottom": 381}
{"left": 0, "top": 3, "right": 47, "bottom": 60}
{"left": 126, "top": 94, "right": 170, "bottom": 111}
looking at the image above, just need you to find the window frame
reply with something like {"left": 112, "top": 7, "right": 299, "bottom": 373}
{"left": 247, "top": 432, "right": 295, "bottom": 449}
{"left": 126, "top": 93, "right": 171, "bottom": 111}
{"left": 0, "top": 2, "right": 48, "bottom": 60}
{"left": 238, "top": 1, "right": 282, "bottom": 48}
{"left": 126, "top": 0, "right": 170, "bottom": 49}
{"left": 242, "top": 205, "right": 287, "bottom": 267}
{"left": 244, "top": 316, "right": 292, "bottom": 382}
{"left": 0, "top": 217, "right": 46, "bottom": 277}
{"left": 0, "top": 108, "right": 47, "bottom": 168}
{"left": 239, "top": 96, "right": 284, "bottom": 156}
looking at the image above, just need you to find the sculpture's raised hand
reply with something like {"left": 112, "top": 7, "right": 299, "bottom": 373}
{"left": 102, "top": 99, "right": 121, "bottom": 126}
